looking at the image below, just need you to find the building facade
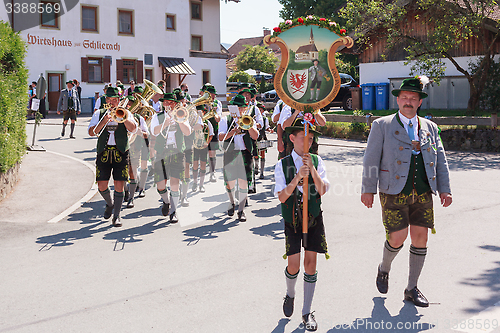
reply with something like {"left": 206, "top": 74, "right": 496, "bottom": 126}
{"left": 1, "top": 0, "right": 230, "bottom": 111}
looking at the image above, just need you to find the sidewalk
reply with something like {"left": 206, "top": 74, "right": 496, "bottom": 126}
{"left": 0, "top": 149, "right": 96, "bottom": 224}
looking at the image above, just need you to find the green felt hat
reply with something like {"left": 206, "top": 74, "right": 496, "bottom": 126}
{"left": 133, "top": 86, "right": 144, "bottom": 94}
{"left": 159, "top": 93, "right": 178, "bottom": 102}
{"left": 126, "top": 95, "right": 136, "bottom": 102}
{"left": 117, "top": 84, "right": 125, "bottom": 90}
{"left": 391, "top": 78, "right": 428, "bottom": 98}
{"left": 240, "top": 88, "right": 255, "bottom": 98}
{"left": 229, "top": 94, "right": 248, "bottom": 107}
{"left": 285, "top": 117, "right": 321, "bottom": 136}
{"left": 173, "top": 88, "right": 185, "bottom": 101}
{"left": 105, "top": 87, "right": 121, "bottom": 98}
{"left": 66, "top": 80, "right": 74, "bottom": 86}
{"left": 239, "top": 82, "right": 251, "bottom": 90}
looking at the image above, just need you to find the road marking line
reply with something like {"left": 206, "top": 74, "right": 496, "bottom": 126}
{"left": 453, "top": 301, "right": 500, "bottom": 333}
{"left": 46, "top": 150, "right": 97, "bottom": 224}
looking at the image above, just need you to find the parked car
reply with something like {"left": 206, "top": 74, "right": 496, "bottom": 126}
{"left": 259, "top": 73, "right": 359, "bottom": 111}
{"left": 320, "top": 73, "right": 359, "bottom": 111}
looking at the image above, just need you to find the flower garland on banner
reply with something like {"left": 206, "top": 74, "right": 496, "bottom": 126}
{"left": 272, "top": 15, "right": 347, "bottom": 37}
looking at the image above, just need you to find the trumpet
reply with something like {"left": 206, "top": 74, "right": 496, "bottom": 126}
{"left": 94, "top": 100, "right": 129, "bottom": 137}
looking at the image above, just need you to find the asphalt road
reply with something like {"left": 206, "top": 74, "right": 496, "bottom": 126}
{"left": 0, "top": 114, "right": 499, "bottom": 333}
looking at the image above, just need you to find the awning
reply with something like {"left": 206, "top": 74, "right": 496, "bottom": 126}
{"left": 158, "top": 57, "right": 196, "bottom": 75}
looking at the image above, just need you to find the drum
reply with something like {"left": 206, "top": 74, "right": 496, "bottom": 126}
{"left": 257, "top": 140, "right": 273, "bottom": 150}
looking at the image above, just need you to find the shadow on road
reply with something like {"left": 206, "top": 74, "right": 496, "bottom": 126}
{"left": 250, "top": 220, "right": 284, "bottom": 240}
{"left": 327, "top": 297, "right": 434, "bottom": 332}
{"left": 461, "top": 245, "right": 500, "bottom": 314}
{"left": 270, "top": 318, "right": 291, "bottom": 333}
{"left": 446, "top": 151, "right": 500, "bottom": 171}
{"left": 103, "top": 218, "right": 170, "bottom": 251}
{"left": 182, "top": 217, "right": 239, "bottom": 246}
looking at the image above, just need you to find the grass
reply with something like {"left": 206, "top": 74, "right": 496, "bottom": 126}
{"left": 324, "top": 109, "right": 494, "bottom": 117}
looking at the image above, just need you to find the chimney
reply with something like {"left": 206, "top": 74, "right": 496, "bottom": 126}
{"left": 263, "top": 28, "right": 271, "bottom": 36}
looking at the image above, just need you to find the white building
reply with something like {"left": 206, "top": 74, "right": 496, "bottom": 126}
{"left": 1, "top": 0, "right": 234, "bottom": 112}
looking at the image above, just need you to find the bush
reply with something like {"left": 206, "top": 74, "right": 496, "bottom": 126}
{"left": 227, "top": 71, "right": 256, "bottom": 84}
{"left": 470, "top": 56, "right": 500, "bottom": 112}
{"left": 0, "top": 21, "right": 28, "bottom": 173}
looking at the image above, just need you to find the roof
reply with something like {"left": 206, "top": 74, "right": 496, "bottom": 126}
{"left": 158, "top": 57, "right": 195, "bottom": 75}
{"left": 296, "top": 43, "right": 318, "bottom": 54}
{"left": 227, "top": 36, "right": 280, "bottom": 56}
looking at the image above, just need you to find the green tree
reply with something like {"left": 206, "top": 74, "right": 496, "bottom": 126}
{"left": 0, "top": 21, "right": 28, "bottom": 173}
{"left": 227, "top": 71, "right": 257, "bottom": 84}
{"left": 278, "top": 0, "right": 347, "bottom": 25}
{"left": 235, "top": 45, "right": 278, "bottom": 74}
{"left": 341, "top": 0, "right": 500, "bottom": 110}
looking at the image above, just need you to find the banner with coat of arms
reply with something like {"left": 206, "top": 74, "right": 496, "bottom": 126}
{"left": 264, "top": 16, "right": 353, "bottom": 112}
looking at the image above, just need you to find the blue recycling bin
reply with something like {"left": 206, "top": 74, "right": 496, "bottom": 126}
{"left": 375, "top": 83, "right": 390, "bottom": 110}
{"left": 90, "top": 97, "right": 95, "bottom": 111}
{"left": 361, "top": 83, "right": 376, "bottom": 110}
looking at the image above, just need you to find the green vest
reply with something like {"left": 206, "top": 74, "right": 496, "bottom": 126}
{"left": 396, "top": 114, "right": 431, "bottom": 195}
{"left": 154, "top": 111, "right": 186, "bottom": 155}
{"left": 280, "top": 154, "right": 322, "bottom": 226}
{"left": 97, "top": 109, "right": 129, "bottom": 154}
{"left": 221, "top": 115, "right": 253, "bottom": 153}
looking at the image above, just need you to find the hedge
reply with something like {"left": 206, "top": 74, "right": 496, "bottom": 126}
{"left": 0, "top": 21, "right": 28, "bottom": 173}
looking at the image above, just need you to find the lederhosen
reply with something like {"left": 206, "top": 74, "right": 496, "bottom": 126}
{"left": 63, "top": 90, "right": 77, "bottom": 121}
{"left": 380, "top": 114, "right": 434, "bottom": 236}
{"left": 95, "top": 109, "right": 130, "bottom": 182}
{"left": 153, "top": 111, "right": 186, "bottom": 182}
{"left": 281, "top": 154, "right": 327, "bottom": 256}
{"left": 283, "top": 109, "right": 319, "bottom": 157}
{"left": 221, "top": 115, "right": 253, "bottom": 185}
{"left": 193, "top": 118, "right": 210, "bottom": 163}
{"left": 208, "top": 100, "right": 220, "bottom": 151}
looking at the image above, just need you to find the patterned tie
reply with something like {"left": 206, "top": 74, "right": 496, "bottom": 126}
{"left": 408, "top": 120, "right": 418, "bottom": 155}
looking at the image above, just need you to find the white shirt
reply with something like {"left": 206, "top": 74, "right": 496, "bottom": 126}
{"left": 94, "top": 96, "right": 102, "bottom": 111}
{"left": 152, "top": 100, "right": 162, "bottom": 113}
{"left": 212, "top": 99, "right": 223, "bottom": 118}
{"left": 272, "top": 100, "right": 284, "bottom": 120}
{"left": 274, "top": 150, "right": 330, "bottom": 197}
{"left": 137, "top": 115, "right": 150, "bottom": 135}
{"left": 278, "top": 104, "right": 298, "bottom": 126}
{"left": 218, "top": 116, "right": 257, "bottom": 151}
{"left": 88, "top": 109, "right": 137, "bottom": 145}
{"left": 398, "top": 111, "right": 419, "bottom": 141}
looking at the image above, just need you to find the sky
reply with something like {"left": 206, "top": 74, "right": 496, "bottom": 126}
{"left": 219, "top": 0, "right": 283, "bottom": 47}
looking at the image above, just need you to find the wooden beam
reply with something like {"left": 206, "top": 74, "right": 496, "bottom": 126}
{"left": 179, "top": 74, "right": 187, "bottom": 85}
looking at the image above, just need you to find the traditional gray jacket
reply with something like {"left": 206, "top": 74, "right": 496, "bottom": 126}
{"left": 57, "top": 88, "right": 81, "bottom": 112}
{"left": 362, "top": 113, "right": 451, "bottom": 195}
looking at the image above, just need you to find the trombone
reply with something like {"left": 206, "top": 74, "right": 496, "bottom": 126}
{"left": 93, "top": 100, "right": 129, "bottom": 137}
{"left": 221, "top": 106, "right": 254, "bottom": 152}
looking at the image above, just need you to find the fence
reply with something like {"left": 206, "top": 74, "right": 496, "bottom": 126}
{"left": 324, "top": 114, "right": 499, "bottom": 127}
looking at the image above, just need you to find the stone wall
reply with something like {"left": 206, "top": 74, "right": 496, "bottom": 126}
{"left": 0, "top": 163, "right": 20, "bottom": 203}
{"left": 441, "top": 129, "right": 500, "bottom": 152}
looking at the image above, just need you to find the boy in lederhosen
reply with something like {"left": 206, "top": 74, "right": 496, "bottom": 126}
{"left": 150, "top": 93, "right": 192, "bottom": 223}
{"left": 218, "top": 94, "right": 259, "bottom": 222}
{"left": 88, "top": 87, "right": 137, "bottom": 227}
{"left": 274, "top": 118, "right": 330, "bottom": 331}
{"left": 192, "top": 104, "right": 214, "bottom": 192}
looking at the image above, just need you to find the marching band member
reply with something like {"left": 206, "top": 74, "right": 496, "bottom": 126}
{"left": 173, "top": 88, "right": 192, "bottom": 207}
{"left": 218, "top": 94, "right": 259, "bottom": 222}
{"left": 240, "top": 88, "right": 263, "bottom": 194}
{"left": 274, "top": 118, "right": 329, "bottom": 331}
{"left": 150, "top": 93, "right": 192, "bottom": 223}
{"left": 256, "top": 104, "right": 273, "bottom": 179}
{"left": 124, "top": 95, "right": 150, "bottom": 208}
{"left": 272, "top": 99, "right": 288, "bottom": 159}
{"left": 192, "top": 104, "right": 214, "bottom": 192}
{"left": 88, "top": 86, "right": 137, "bottom": 227}
{"left": 201, "top": 84, "right": 222, "bottom": 183}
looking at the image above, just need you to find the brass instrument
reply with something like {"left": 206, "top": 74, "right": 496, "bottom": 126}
{"left": 193, "top": 109, "right": 216, "bottom": 150}
{"left": 94, "top": 99, "right": 129, "bottom": 136}
{"left": 171, "top": 92, "right": 212, "bottom": 127}
{"left": 221, "top": 105, "right": 253, "bottom": 152}
{"left": 129, "top": 79, "right": 163, "bottom": 114}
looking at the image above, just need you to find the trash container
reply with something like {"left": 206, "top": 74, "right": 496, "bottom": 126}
{"left": 350, "top": 87, "right": 362, "bottom": 110}
{"left": 90, "top": 96, "right": 95, "bottom": 111}
{"left": 375, "top": 82, "right": 390, "bottom": 110}
{"left": 361, "top": 83, "right": 376, "bottom": 110}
